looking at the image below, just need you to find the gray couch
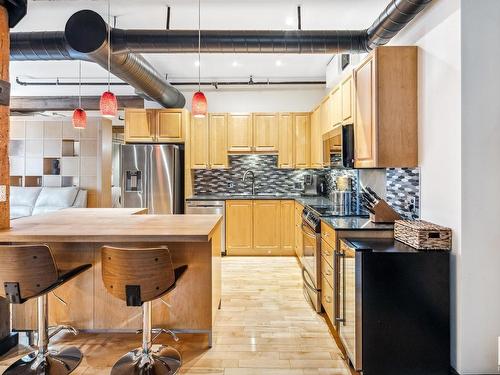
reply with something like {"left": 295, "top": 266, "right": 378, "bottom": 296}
{"left": 10, "top": 186, "right": 88, "bottom": 220}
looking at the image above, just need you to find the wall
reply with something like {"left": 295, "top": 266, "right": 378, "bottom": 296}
{"left": 460, "top": 1, "right": 500, "bottom": 374}
{"left": 390, "top": 0, "right": 465, "bottom": 372}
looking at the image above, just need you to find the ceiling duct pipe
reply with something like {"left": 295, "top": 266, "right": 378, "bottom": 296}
{"left": 11, "top": 10, "right": 185, "bottom": 108}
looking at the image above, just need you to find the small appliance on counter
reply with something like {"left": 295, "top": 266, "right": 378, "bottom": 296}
{"left": 301, "top": 174, "right": 325, "bottom": 197}
{"left": 329, "top": 191, "right": 352, "bottom": 216}
{"left": 360, "top": 185, "right": 401, "bottom": 223}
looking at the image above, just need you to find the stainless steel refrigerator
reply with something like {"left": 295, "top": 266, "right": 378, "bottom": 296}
{"left": 121, "top": 144, "right": 184, "bottom": 214}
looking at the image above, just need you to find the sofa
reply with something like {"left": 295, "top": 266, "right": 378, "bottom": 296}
{"left": 10, "top": 186, "right": 88, "bottom": 220}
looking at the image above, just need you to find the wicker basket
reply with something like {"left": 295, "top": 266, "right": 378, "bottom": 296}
{"left": 394, "top": 220, "right": 452, "bottom": 250}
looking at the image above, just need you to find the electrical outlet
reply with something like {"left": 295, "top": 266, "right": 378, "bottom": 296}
{"left": 0, "top": 185, "right": 6, "bottom": 202}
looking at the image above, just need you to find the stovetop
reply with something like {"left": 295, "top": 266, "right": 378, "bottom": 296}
{"left": 302, "top": 204, "right": 368, "bottom": 232}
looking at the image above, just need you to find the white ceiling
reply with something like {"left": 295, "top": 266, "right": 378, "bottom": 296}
{"left": 11, "top": 0, "right": 389, "bottom": 96}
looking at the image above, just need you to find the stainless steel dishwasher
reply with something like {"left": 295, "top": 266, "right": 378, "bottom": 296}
{"left": 186, "top": 200, "right": 226, "bottom": 255}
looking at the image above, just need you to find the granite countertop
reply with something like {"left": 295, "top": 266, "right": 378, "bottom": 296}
{"left": 342, "top": 238, "right": 449, "bottom": 253}
{"left": 320, "top": 216, "right": 394, "bottom": 231}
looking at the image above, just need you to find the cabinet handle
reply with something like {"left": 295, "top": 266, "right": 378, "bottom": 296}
{"left": 325, "top": 269, "right": 332, "bottom": 276}
{"left": 325, "top": 296, "right": 332, "bottom": 303}
{"left": 323, "top": 250, "right": 331, "bottom": 256}
{"left": 324, "top": 232, "right": 329, "bottom": 237}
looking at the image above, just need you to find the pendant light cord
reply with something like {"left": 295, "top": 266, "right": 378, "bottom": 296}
{"left": 78, "top": 60, "right": 82, "bottom": 108}
{"left": 107, "top": 0, "right": 111, "bottom": 92}
{"left": 198, "top": 0, "right": 201, "bottom": 92}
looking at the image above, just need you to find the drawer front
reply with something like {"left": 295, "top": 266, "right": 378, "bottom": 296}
{"left": 321, "top": 239, "right": 334, "bottom": 267}
{"left": 321, "top": 253, "right": 334, "bottom": 286}
{"left": 321, "top": 222, "right": 337, "bottom": 249}
{"left": 321, "top": 275, "right": 334, "bottom": 323}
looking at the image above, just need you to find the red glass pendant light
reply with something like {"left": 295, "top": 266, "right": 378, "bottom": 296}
{"left": 100, "top": 0, "right": 118, "bottom": 119}
{"left": 72, "top": 108, "right": 87, "bottom": 129}
{"left": 192, "top": 0, "right": 207, "bottom": 118}
{"left": 73, "top": 61, "right": 87, "bottom": 129}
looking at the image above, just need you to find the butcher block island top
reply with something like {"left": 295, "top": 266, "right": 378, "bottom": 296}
{"left": 0, "top": 208, "right": 223, "bottom": 243}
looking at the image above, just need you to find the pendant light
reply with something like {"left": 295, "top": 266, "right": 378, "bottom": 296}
{"left": 100, "top": 0, "right": 118, "bottom": 118}
{"left": 72, "top": 60, "right": 87, "bottom": 129}
{"left": 192, "top": 0, "right": 207, "bottom": 118}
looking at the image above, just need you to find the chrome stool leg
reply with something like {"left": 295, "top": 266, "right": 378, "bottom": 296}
{"left": 111, "top": 301, "right": 182, "bottom": 375}
{"left": 4, "top": 294, "right": 83, "bottom": 375}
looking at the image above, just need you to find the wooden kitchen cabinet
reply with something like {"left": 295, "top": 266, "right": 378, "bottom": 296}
{"left": 278, "top": 113, "right": 294, "bottom": 168}
{"left": 310, "top": 106, "right": 323, "bottom": 168}
{"left": 190, "top": 115, "right": 209, "bottom": 169}
{"left": 331, "top": 86, "right": 342, "bottom": 128}
{"left": 227, "top": 113, "right": 253, "bottom": 152}
{"left": 209, "top": 113, "right": 228, "bottom": 168}
{"left": 353, "top": 46, "right": 418, "bottom": 168}
{"left": 294, "top": 113, "right": 311, "bottom": 168}
{"left": 341, "top": 74, "right": 353, "bottom": 124}
{"left": 226, "top": 200, "right": 253, "bottom": 255}
{"left": 294, "top": 201, "right": 304, "bottom": 260}
{"left": 124, "top": 109, "right": 156, "bottom": 143}
{"left": 253, "top": 200, "right": 281, "bottom": 255}
{"left": 253, "top": 113, "right": 279, "bottom": 152}
{"left": 280, "top": 201, "right": 295, "bottom": 256}
{"left": 156, "top": 109, "right": 185, "bottom": 142}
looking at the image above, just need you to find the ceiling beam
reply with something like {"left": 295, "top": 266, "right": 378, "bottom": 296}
{"left": 10, "top": 96, "right": 144, "bottom": 113}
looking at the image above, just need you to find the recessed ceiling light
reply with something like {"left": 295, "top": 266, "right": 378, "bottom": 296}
{"left": 194, "top": 60, "right": 200, "bottom": 67}
{"left": 232, "top": 61, "right": 239, "bottom": 67}
{"left": 275, "top": 60, "right": 283, "bottom": 67}
{"left": 285, "top": 16, "right": 294, "bottom": 26}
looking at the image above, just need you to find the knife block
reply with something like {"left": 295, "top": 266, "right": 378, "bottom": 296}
{"left": 369, "top": 199, "right": 402, "bottom": 223}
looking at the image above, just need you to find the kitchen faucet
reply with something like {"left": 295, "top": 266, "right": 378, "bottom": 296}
{"left": 242, "top": 170, "right": 256, "bottom": 195}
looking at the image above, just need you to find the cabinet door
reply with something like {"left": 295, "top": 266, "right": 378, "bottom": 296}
{"left": 294, "top": 113, "right": 311, "bottom": 169}
{"left": 294, "top": 202, "right": 304, "bottom": 260}
{"left": 310, "top": 107, "right": 323, "bottom": 168}
{"left": 341, "top": 74, "right": 353, "bottom": 123}
{"left": 227, "top": 113, "right": 253, "bottom": 152}
{"left": 124, "top": 109, "right": 155, "bottom": 143}
{"left": 331, "top": 86, "right": 342, "bottom": 127}
{"left": 280, "top": 200, "right": 295, "bottom": 255}
{"left": 190, "top": 115, "right": 209, "bottom": 169}
{"left": 321, "top": 96, "right": 333, "bottom": 135}
{"left": 226, "top": 200, "right": 253, "bottom": 255}
{"left": 209, "top": 113, "right": 228, "bottom": 168}
{"left": 253, "top": 200, "right": 281, "bottom": 255}
{"left": 156, "top": 110, "right": 184, "bottom": 142}
{"left": 253, "top": 113, "right": 279, "bottom": 152}
{"left": 354, "top": 55, "right": 377, "bottom": 168}
{"left": 278, "top": 113, "right": 294, "bottom": 168}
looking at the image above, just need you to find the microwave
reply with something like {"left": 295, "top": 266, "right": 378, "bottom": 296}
{"left": 322, "top": 124, "right": 354, "bottom": 168}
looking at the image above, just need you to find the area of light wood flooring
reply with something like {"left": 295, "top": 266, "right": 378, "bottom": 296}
{"left": 0, "top": 257, "right": 352, "bottom": 375}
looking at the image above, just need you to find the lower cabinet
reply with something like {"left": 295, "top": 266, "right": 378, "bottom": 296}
{"left": 294, "top": 202, "right": 304, "bottom": 260}
{"left": 321, "top": 274, "right": 334, "bottom": 324}
{"left": 226, "top": 200, "right": 295, "bottom": 256}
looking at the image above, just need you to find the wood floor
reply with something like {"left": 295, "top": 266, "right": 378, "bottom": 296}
{"left": 0, "top": 257, "right": 351, "bottom": 374}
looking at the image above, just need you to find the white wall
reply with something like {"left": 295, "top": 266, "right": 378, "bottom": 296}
{"left": 390, "top": 0, "right": 463, "bottom": 371}
{"left": 145, "top": 86, "right": 325, "bottom": 113}
{"left": 460, "top": 1, "right": 500, "bottom": 373}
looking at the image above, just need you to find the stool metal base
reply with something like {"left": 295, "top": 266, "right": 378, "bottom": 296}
{"left": 3, "top": 346, "right": 83, "bottom": 375}
{"left": 111, "top": 346, "right": 181, "bottom": 375}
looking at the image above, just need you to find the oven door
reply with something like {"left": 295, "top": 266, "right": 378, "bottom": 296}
{"left": 301, "top": 222, "right": 321, "bottom": 312}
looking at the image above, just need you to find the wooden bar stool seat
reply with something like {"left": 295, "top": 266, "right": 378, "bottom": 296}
{"left": 0, "top": 244, "right": 92, "bottom": 375}
{"left": 101, "top": 245, "right": 188, "bottom": 375}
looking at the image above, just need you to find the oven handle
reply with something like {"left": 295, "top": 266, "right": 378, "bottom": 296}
{"left": 301, "top": 223, "right": 319, "bottom": 240}
{"left": 335, "top": 251, "right": 346, "bottom": 324}
{"left": 301, "top": 267, "right": 317, "bottom": 292}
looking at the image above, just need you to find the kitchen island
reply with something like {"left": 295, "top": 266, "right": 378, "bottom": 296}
{"left": 0, "top": 208, "right": 222, "bottom": 346}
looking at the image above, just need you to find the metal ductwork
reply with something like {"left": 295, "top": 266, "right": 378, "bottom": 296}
{"left": 11, "top": 10, "right": 185, "bottom": 108}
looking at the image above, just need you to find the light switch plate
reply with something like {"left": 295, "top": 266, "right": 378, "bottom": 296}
{"left": 0, "top": 185, "right": 5, "bottom": 202}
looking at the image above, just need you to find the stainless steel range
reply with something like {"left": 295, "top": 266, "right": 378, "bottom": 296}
{"left": 301, "top": 204, "right": 362, "bottom": 313}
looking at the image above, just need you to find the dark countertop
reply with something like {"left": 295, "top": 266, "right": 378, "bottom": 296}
{"left": 186, "top": 194, "right": 393, "bottom": 231}
{"left": 320, "top": 217, "right": 394, "bottom": 231}
{"left": 342, "top": 238, "right": 449, "bottom": 253}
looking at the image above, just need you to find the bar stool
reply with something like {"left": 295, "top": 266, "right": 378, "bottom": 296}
{"left": 101, "top": 245, "right": 187, "bottom": 375}
{"left": 0, "top": 244, "right": 92, "bottom": 375}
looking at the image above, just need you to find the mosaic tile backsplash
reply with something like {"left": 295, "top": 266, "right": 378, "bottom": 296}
{"left": 386, "top": 168, "right": 420, "bottom": 220}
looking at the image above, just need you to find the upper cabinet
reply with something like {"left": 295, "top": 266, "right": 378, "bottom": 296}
{"left": 278, "top": 113, "right": 311, "bottom": 169}
{"left": 124, "top": 109, "right": 156, "bottom": 142}
{"left": 353, "top": 46, "right": 418, "bottom": 168}
{"left": 125, "top": 108, "right": 188, "bottom": 143}
{"left": 278, "top": 113, "right": 294, "bottom": 169}
{"left": 253, "top": 113, "right": 279, "bottom": 152}
{"left": 294, "top": 113, "right": 311, "bottom": 169}
{"left": 310, "top": 106, "right": 323, "bottom": 169}
{"left": 227, "top": 113, "right": 253, "bottom": 152}
{"left": 190, "top": 113, "right": 228, "bottom": 169}
{"left": 331, "top": 86, "right": 342, "bottom": 128}
{"left": 320, "top": 96, "right": 332, "bottom": 135}
{"left": 341, "top": 74, "right": 353, "bottom": 124}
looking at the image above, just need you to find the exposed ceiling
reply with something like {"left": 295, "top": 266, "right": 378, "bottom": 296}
{"left": 11, "top": 0, "right": 389, "bottom": 96}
